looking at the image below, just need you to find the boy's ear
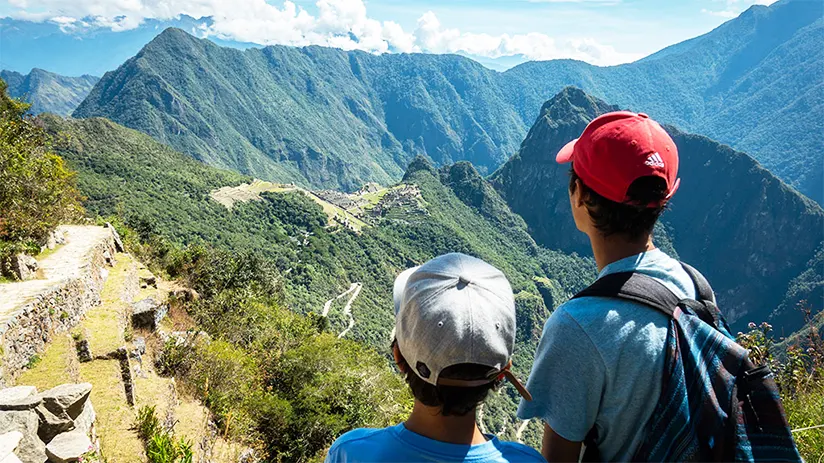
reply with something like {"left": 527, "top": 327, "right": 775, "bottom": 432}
{"left": 393, "top": 343, "right": 407, "bottom": 373}
{"left": 572, "top": 178, "right": 587, "bottom": 208}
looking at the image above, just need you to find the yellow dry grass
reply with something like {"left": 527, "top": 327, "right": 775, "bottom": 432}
{"left": 16, "top": 333, "right": 77, "bottom": 388}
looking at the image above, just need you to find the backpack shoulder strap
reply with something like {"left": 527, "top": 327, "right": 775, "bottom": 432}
{"left": 680, "top": 262, "right": 715, "bottom": 303}
{"left": 572, "top": 271, "right": 681, "bottom": 317}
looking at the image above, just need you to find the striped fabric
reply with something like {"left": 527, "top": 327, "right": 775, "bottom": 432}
{"left": 633, "top": 304, "right": 802, "bottom": 462}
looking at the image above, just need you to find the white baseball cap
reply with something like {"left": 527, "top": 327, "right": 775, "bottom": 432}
{"left": 393, "top": 253, "right": 532, "bottom": 401}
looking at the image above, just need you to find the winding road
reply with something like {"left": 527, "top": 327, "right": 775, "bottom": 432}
{"left": 321, "top": 282, "right": 362, "bottom": 338}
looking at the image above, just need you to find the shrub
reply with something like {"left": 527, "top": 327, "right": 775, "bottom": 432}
{"left": 0, "top": 80, "right": 83, "bottom": 275}
{"left": 133, "top": 405, "right": 193, "bottom": 463}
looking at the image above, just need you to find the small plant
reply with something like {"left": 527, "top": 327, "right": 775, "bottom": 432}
{"left": 71, "top": 330, "right": 84, "bottom": 342}
{"left": 134, "top": 405, "right": 160, "bottom": 441}
{"left": 133, "top": 405, "right": 192, "bottom": 463}
{"left": 59, "top": 311, "right": 69, "bottom": 321}
{"left": 24, "top": 354, "right": 41, "bottom": 369}
{"left": 124, "top": 325, "right": 134, "bottom": 343}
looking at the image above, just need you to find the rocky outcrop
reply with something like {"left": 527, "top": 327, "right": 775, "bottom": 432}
{"left": 0, "top": 384, "right": 97, "bottom": 463}
{"left": 131, "top": 298, "right": 167, "bottom": 332}
{"left": 8, "top": 256, "right": 38, "bottom": 283}
{"left": 0, "top": 431, "right": 24, "bottom": 463}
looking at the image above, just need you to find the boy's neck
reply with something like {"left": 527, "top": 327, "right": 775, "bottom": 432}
{"left": 404, "top": 400, "right": 488, "bottom": 445}
{"left": 589, "top": 232, "right": 656, "bottom": 273}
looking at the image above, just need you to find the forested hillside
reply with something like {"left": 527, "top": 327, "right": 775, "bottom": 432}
{"left": 490, "top": 87, "right": 824, "bottom": 334}
{"left": 1, "top": 69, "right": 98, "bottom": 116}
{"left": 42, "top": 114, "right": 597, "bottom": 447}
{"left": 73, "top": 0, "right": 823, "bottom": 202}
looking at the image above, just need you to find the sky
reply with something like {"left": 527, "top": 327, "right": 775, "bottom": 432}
{"left": 0, "top": 0, "right": 780, "bottom": 66}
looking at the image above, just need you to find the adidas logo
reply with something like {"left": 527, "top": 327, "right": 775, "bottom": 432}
{"left": 645, "top": 152, "right": 665, "bottom": 168}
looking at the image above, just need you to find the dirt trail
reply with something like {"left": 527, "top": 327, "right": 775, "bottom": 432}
{"left": 515, "top": 419, "right": 531, "bottom": 443}
{"left": 320, "top": 283, "right": 362, "bottom": 338}
{"left": 0, "top": 225, "right": 112, "bottom": 323}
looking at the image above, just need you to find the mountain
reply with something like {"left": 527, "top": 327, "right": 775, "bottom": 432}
{"left": 71, "top": 0, "right": 824, "bottom": 201}
{"left": 503, "top": 0, "right": 824, "bottom": 203}
{"left": 74, "top": 28, "right": 526, "bottom": 190}
{"left": 0, "top": 69, "right": 99, "bottom": 115}
{"left": 490, "top": 87, "right": 824, "bottom": 334}
{"left": 42, "top": 113, "right": 597, "bottom": 446}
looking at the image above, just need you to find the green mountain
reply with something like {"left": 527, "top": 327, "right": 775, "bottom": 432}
{"left": 73, "top": 0, "right": 823, "bottom": 202}
{"left": 1, "top": 68, "right": 99, "bottom": 116}
{"left": 490, "top": 87, "right": 824, "bottom": 334}
{"left": 73, "top": 28, "right": 524, "bottom": 191}
{"left": 504, "top": 0, "right": 824, "bottom": 203}
{"left": 42, "top": 113, "right": 596, "bottom": 446}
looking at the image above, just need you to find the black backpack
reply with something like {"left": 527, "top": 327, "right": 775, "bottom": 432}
{"left": 577, "top": 263, "right": 801, "bottom": 462}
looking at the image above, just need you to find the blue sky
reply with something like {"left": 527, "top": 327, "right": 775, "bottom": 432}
{"left": 0, "top": 0, "right": 777, "bottom": 65}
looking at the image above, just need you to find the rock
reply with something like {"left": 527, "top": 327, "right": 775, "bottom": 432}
{"left": 116, "top": 349, "right": 135, "bottom": 406}
{"left": 35, "top": 405, "right": 74, "bottom": 444}
{"left": 101, "top": 249, "right": 114, "bottom": 267}
{"left": 131, "top": 298, "right": 168, "bottom": 331}
{"left": 74, "top": 340, "right": 91, "bottom": 363}
{"left": 39, "top": 384, "right": 91, "bottom": 420}
{"left": 71, "top": 401, "right": 94, "bottom": 438}
{"left": 0, "top": 410, "right": 46, "bottom": 463}
{"left": 104, "top": 223, "right": 124, "bottom": 252}
{"left": 131, "top": 337, "right": 146, "bottom": 357}
{"left": 171, "top": 288, "right": 199, "bottom": 302}
{"left": 0, "top": 453, "right": 23, "bottom": 463}
{"left": 0, "top": 388, "right": 40, "bottom": 412}
{"left": 0, "top": 431, "right": 22, "bottom": 459}
{"left": 139, "top": 275, "right": 156, "bottom": 289}
{"left": 45, "top": 229, "right": 66, "bottom": 251}
{"left": 45, "top": 431, "right": 92, "bottom": 463}
{"left": 9, "top": 255, "right": 38, "bottom": 282}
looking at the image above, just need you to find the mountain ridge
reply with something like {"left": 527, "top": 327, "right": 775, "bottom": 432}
{"left": 72, "top": 0, "right": 823, "bottom": 200}
{"left": 1, "top": 68, "right": 99, "bottom": 116}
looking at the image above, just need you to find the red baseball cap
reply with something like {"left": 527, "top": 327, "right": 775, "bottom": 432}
{"left": 556, "top": 111, "right": 680, "bottom": 206}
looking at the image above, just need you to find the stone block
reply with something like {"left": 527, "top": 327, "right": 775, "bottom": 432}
{"left": 9, "top": 255, "right": 38, "bottom": 282}
{"left": 45, "top": 431, "right": 92, "bottom": 463}
{"left": 35, "top": 405, "right": 73, "bottom": 444}
{"left": 0, "top": 388, "right": 40, "bottom": 412}
{"left": 71, "top": 401, "right": 94, "bottom": 439}
{"left": 131, "top": 298, "right": 168, "bottom": 331}
{"left": 104, "top": 223, "right": 124, "bottom": 253}
{"left": 0, "top": 410, "right": 46, "bottom": 463}
{"left": 38, "top": 384, "right": 91, "bottom": 420}
{"left": 0, "top": 431, "right": 22, "bottom": 459}
{"left": 74, "top": 340, "right": 91, "bottom": 363}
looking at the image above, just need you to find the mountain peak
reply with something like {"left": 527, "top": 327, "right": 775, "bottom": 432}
{"left": 538, "top": 87, "right": 619, "bottom": 125}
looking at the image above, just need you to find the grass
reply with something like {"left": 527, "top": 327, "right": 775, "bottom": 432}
{"left": 16, "top": 333, "right": 77, "bottom": 388}
{"left": 79, "top": 359, "right": 145, "bottom": 463}
{"left": 786, "top": 383, "right": 824, "bottom": 460}
{"left": 82, "top": 253, "right": 134, "bottom": 356}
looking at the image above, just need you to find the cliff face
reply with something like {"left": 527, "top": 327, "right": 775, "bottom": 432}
{"left": 491, "top": 87, "right": 824, "bottom": 332}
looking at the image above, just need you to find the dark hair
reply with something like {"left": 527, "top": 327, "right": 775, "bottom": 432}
{"left": 393, "top": 340, "right": 502, "bottom": 416}
{"left": 569, "top": 167, "right": 668, "bottom": 241}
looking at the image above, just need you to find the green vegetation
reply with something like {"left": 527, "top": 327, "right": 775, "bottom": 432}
{"left": 737, "top": 305, "right": 824, "bottom": 460}
{"left": 149, "top": 245, "right": 411, "bottom": 461}
{"left": 490, "top": 87, "right": 824, "bottom": 335}
{"left": 0, "top": 69, "right": 99, "bottom": 116}
{"left": 0, "top": 80, "right": 83, "bottom": 277}
{"left": 134, "top": 405, "right": 194, "bottom": 463}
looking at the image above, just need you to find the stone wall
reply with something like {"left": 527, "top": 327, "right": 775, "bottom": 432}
{"left": 0, "top": 233, "right": 118, "bottom": 387}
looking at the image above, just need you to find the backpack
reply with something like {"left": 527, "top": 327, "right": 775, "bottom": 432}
{"left": 576, "top": 263, "right": 802, "bottom": 462}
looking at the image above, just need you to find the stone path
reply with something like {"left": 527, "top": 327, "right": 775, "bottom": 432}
{"left": 0, "top": 226, "right": 112, "bottom": 327}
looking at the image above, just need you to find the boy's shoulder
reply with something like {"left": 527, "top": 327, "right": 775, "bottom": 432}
{"left": 492, "top": 440, "right": 546, "bottom": 462}
{"left": 329, "top": 426, "right": 392, "bottom": 450}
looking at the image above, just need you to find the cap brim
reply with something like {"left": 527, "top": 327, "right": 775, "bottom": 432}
{"left": 393, "top": 266, "right": 420, "bottom": 316}
{"left": 555, "top": 138, "right": 578, "bottom": 164}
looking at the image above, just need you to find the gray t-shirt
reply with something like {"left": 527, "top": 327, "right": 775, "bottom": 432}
{"left": 517, "top": 249, "right": 698, "bottom": 461}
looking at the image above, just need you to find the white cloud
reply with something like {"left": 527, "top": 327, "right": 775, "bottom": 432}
{"left": 701, "top": 0, "right": 779, "bottom": 19}
{"left": 6, "top": 0, "right": 641, "bottom": 66}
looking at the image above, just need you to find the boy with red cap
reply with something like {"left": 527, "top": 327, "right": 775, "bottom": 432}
{"left": 517, "top": 112, "right": 691, "bottom": 461}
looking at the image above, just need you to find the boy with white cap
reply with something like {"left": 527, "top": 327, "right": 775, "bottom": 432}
{"left": 325, "top": 252, "right": 544, "bottom": 462}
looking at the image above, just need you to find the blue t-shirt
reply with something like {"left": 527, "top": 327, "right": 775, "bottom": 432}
{"left": 325, "top": 423, "right": 546, "bottom": 462}
{"left": 517, "top": 249, "right": 699, "bottom": 461}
